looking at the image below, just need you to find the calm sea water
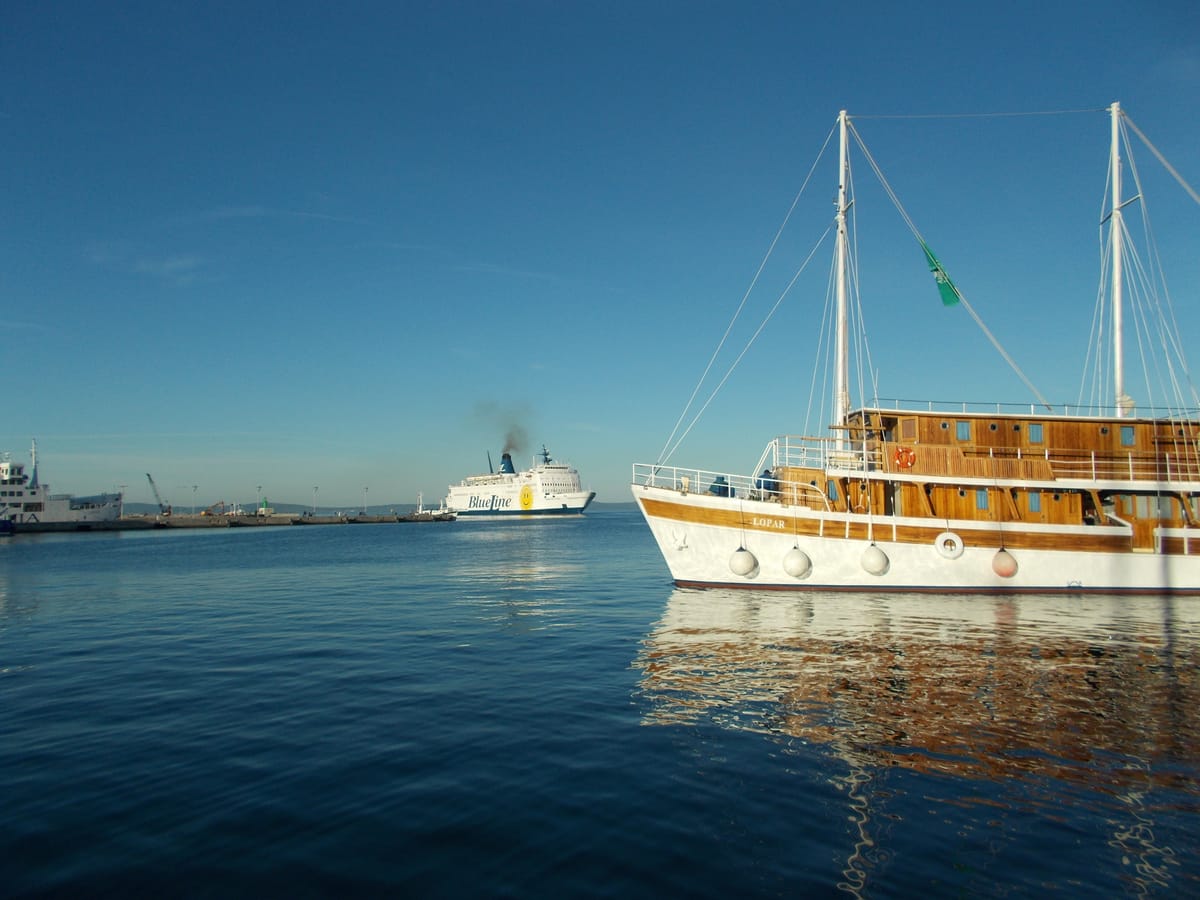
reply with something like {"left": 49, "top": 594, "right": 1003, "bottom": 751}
{"left": 2, "top": 509, "right": 1198, "bottom": 897}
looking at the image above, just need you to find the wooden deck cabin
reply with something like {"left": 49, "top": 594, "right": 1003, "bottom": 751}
{"left": 769, "top": 407, "right": 1200, "bottom": 548}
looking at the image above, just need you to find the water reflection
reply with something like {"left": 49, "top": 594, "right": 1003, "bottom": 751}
{"left": 634, "top": 589, "right": 1199, "bottom": 894}
{"left": 448, "top": 524, "right": 589, "bottom": 630}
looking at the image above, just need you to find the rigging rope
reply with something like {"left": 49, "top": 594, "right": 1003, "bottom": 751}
{"left": 853, "top": 107, "right": 1106, "bottom": 120}
{"left": 1123, "top": 113, "right": 1200, "bottom": 207}
{"left": 655, "top": 123, "right": 837, "bottom": 466}
{"left": 846, "top": 119, "right": 1054, "bottom": 411}
{"left": 655, "top": 105, "right": 1197, "bottom": 466}
{"left": 660, "top": 226, "right": 834, "bottom": 464}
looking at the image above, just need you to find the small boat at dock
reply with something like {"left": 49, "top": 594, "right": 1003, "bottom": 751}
{"left": 398, "top": 494, "right": 456, "bottom": 522}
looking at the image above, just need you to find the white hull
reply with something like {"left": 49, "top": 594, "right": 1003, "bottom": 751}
{"left": 1, "top": 444, "right": 122, "bottom": 532}
{"left": 444, "top": 446, "right": 596, "bottom": 519}
{"left": 447, "top": 489, "right": 595, "bottom": 517}
{"left": 634, "top": 485, "right": 1200, "bottom": 594}
{"left": 5, "top": 493, "right": 124, "bottom": 530}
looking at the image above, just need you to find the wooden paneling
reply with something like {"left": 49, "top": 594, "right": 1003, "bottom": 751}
{"left": 637, "top": 494, "right": 1154, "bottom": 555}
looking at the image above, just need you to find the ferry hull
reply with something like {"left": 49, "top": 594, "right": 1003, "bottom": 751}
{"left": 634, "top": 485, "right": 1200, "bottom": 595}
{"left": 450, "top": 491, "right": 595, "bottom": 518}
{"left": 5, "top": 494, "right": 124, "bottom": 532}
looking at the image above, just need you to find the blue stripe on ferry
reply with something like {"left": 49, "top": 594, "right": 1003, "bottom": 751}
{"left": 454, "top": 507, "right": 588, "bottom": 516}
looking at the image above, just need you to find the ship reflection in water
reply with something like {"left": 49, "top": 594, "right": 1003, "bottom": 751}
{"left": 633, "top": 589, "right": 1199, "bottom": 895}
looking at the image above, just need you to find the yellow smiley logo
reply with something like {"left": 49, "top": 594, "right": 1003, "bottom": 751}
{"left": 520, "top": 485, "right": 534, "bottom": 510}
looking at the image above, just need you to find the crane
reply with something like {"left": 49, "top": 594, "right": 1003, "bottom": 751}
{"left": 146, "top": 473, "right": 172, "bottom": 516}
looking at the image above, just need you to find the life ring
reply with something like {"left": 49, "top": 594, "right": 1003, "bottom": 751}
{"left": 894, "top": 446, "right": 916, "bottom": 469}
{"left": 934, "top": 530, "right": 965, "bottom": 559}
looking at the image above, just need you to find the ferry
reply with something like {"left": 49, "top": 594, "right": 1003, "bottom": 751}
{"left": 445, "top": 445, "right": 595, "bottom": 518}
{"left": 0, "top": 440, "right": 124, "bottom": 532}
{"left": 632, "top": 104, "right": 1200, "bottom": 593}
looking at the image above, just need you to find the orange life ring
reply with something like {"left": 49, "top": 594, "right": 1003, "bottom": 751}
{"left": 894, "top": 446, "right": 916, "bottom": 469}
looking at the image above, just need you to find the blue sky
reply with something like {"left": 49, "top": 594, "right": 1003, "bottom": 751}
{"left": 4, "top": 1, "right": 1199, "bottom": 509}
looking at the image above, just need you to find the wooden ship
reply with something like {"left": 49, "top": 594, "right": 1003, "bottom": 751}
{"left": 633, "top": 104, "right": 1199, "bottom": 593}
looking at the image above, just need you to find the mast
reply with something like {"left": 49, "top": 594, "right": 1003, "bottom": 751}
{"left": 1110, "top": 101, "right": 1133, "bottom": 417}
{"left": 834, "top": 109, "right": 851, "bottom": 446}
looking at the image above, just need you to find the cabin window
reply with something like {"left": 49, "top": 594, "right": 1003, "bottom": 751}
{"left": 1028, "top": 423, "right": 1043, "bottom": 444}
{"left": 900, "top": 419, "right": 917, "bottom": 440}
{"left": 975, "top": 489, "right": 989, "bottom": 510}
{"left": 956, "top": 421, "right": 971, "bottom": 441}
{"left": 1136, "top": 495, "right": 1174, "bottom": 519}
{"left": 1029, "top": 492, "right": 1041, "bottom": 513}
{"left": 1120, "top": 425, "right": 1135, "bottom": 447}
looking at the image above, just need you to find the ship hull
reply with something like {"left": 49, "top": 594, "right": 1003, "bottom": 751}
{"left": 447, "top": 488, "right": 595, "bottom": 518}
{"left": 5, "top": 494, "right": 124, "bottom": 532}
{"left": 634, "top": 485, "right": 1200, "bottom": 595}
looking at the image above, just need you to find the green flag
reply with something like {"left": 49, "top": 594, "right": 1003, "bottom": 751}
{"left": 921, "top": 241, "right": 961, "bottom": 307}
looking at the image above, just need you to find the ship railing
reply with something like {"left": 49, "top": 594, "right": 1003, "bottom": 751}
{"left": 1041, "top": 449, "right": 1200, "bottom": 484}
{"left": 635, "top": 442, "right": 1200, "bottom": 509}
{"left": 632, "top": 463, "right": 833, "bottom": 509}
{"left": 861, "top": 398, "right": 1200, "bottom": 419}
{"left": 765, "top": 436, "right": 1200, "bottom": 485}
{"left": 943, "top": 445, "right": 1200, "bottom": 483}
{"left": 760, "top": 435, "right": 880, "bottom": 472}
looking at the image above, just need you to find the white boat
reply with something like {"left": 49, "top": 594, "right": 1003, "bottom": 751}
{"left": 445, "top": 445, "right": 595, "bottom": 518}
{"left": 0, "top": 440, "right": 123, "bottom": 531}
{"left": 398, "top": 493, "right": 456, "bottom": 522}
{"left": 632, "top": 103, "right": 1200, "bottom": 594}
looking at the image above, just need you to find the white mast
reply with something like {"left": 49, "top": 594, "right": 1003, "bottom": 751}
{"left": 1110, "top": 101, "right": 1133, "bottom": 417}
{"left": 834, "top": 109, "right": 851, "bottom": 446}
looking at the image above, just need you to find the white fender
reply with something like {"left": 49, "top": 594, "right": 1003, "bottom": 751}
{"left": 992, "top": 548, "right": 1018, "bottom": 578}
{"left": 861, "top": 543, "right": 890, "bottom": 576}
{"left": 729, "top": 547, "right": 759, "bottom": 577}
{"left": 783, "top": 546, "right": 812, "bottom": 578}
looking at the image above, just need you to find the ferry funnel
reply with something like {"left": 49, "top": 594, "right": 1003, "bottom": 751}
{"left": 499, "top": 452, "right": 516, "bottom": 474}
